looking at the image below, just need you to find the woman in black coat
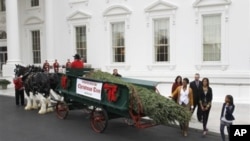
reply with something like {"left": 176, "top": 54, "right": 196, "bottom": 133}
{"left": 220, "top": 95, "right": 235, "bottom": 141}
{"left": 199, "top": 78, "right": 213, "bottom": 136}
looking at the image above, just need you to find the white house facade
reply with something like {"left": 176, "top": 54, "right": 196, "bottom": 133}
{"left": 0, "top": 0, "right": 250, "bottom": 103}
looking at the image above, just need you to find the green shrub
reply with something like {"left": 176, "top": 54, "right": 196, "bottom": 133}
{"left": 0, "top": 79, "right": 11, "bottom": 85}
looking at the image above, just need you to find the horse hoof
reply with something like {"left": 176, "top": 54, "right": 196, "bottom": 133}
{"left": 32, "top": 106, "right": 39, "bottom": 110}
{"left": 47, "top": 108, "right": 54, "bottom": 112}
{"left": 38, "top": 110, "right": 46, "bottom": 114}
{"left": 25, "top": 106, "right": 31, "bottom": 110}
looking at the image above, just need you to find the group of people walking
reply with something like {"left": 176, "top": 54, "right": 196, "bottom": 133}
{"left": 170, "top": 73, "right": 235, "bottom": 141}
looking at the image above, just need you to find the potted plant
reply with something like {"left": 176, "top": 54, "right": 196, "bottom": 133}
{"left": 0, "top": 79, "right": 11, "bottom": 89}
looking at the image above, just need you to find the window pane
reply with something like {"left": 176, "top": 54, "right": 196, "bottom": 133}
{"left": 0, "top": 46, "right": 7, "bottom": 71}
{"left": 75, "top": 26, "right": 87, "bottom": 62}
{"left": 0, "top": 0, "right": 5, "bottom": 11}
{"left": 31, "top": 30, "right": 41, "bottom": 63}
{"left": 203, "top": 14, "right": 221, "bottom": 61}
{"left": 112, "top": 22, "right": 125, "bottom": 62}
{"left": 0, "top": 31, "right": 6, "bottom": 39}
{"left": 31, "top": 0, "right": 39, "bottom": 7}
{"left": 154, "top": 18, "right": 169, "bottom": 62}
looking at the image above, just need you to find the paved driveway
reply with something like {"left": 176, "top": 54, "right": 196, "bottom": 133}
{"left": 0, "top": 95, "right": 222, "bottom": 141}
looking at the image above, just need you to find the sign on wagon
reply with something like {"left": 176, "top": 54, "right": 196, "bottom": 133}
{"left": 76, "top": 79, "right": 103, "bottom": 100}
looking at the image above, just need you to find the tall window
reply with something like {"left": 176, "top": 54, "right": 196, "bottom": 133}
{"left": 0, "top": 0, "right": 5, "bottom": 12}
{"left": 31, "top": 0, "right": 39, "bottom": 7}
{"left": 75, "top": 26, "right": 87, "bottom": 62}
{"left": 0, "top": 46, "right": 7, "bottom": 71}
{"left": 0, "top": 31, "right": 6, "bottom": 39}
{"left": 202, "top": 14, "right": 221, "bottom": 61}
{"left": 154, "top": 18, "right": 169, "bottom": 62}
{"left": 31, "top": 30, "right": 41, "bottom": 64}
{"left": 112, "top": 22, "right": 125, "bottom": 62}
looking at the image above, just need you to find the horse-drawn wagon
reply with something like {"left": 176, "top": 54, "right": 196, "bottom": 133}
{"left": 14, "top": 65, "right": 191, "bottom": 133}
{"left": 55, "top": 68, "right": 159, "bottom": 133}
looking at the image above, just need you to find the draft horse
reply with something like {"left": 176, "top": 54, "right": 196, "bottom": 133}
{"left": 14, "top": 65, "right": 55, "bottom": 114}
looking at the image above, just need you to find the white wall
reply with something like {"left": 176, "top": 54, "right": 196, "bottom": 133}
{"left": 19, "top": 0, "right": 45, "bottom": 65}
{"left": 14, "top": 0, "right": 250, "bottom": 103}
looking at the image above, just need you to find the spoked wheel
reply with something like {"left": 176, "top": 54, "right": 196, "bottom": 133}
{"left": 123, "top": 118, "right": 135, "bottom": 126}
{"left": 90, "top": 107, "right": 108, "bottom": 133}
{"left": 56, "top": 101, "right": 69, "bottom": 119}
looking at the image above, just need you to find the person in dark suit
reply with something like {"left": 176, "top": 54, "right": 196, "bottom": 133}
{"left": 199, "top": 78, "right": 213, "bottom": 136}
{"left": 220, "top": 95, "right": 235, "bottom": 141}
{"left": 189, "top": 73, "right": 203, "bottom": 122}
{"left": 112, "top": 69, "right": 122, "bottom": 77}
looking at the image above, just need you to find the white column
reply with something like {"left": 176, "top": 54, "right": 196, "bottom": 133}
{"left": 45, "top": 0, "right": 54, "bottom": 63}
{"left": 2, "top": 0, "right": 21, "bottom": 76}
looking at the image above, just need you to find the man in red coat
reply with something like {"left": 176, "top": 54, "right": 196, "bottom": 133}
{"left": 65, "top": 59, "right": 71, "bottom": 68}
{"left": 13, "top": 76, "right": 25, "bottom": 106}
{"left": 53, "top": 59, "right": 60, "bottom": 73}
{"left": 43, "top": 60, "right": 50, "bottom": 72}
{"left": 71, "top": 54, "right": 84, "bottom": 68}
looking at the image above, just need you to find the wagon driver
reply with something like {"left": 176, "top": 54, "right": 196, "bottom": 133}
{"left": 71, "top": 54, "right": 84, "bottom": 68}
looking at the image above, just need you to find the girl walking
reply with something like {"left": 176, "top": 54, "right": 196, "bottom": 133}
{"left": 220, "top": 95, "right": 235, "bottom": 141}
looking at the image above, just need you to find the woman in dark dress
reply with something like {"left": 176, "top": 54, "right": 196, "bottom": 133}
{"left": 199, "top": 77, "right": 213, "bottom": 136}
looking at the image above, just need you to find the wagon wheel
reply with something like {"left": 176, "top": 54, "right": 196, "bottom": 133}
{"left": 90, "top": 107, "right": 108, "bottom": 133}
{"left": 55, "top": 101, "right": 69, "bottom": 119}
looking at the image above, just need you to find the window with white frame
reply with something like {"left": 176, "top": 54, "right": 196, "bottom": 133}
{"left": 31, "top": 30, "right": 41, "bottom": 64}
{"left": 154, "top": 18, "right": 170, "bottom": 62}
{"left": 0, "top": 31, "right": 6, "bottom": 39}
{"left": 75, "top": 26, "right": 87, "bottom": 62}
{"left": 202, "top": 14, "right": 221, "bottom": 61}
{"left": 0, "top": 0, "right": 5, "bottom": 12}
{"left": 111, "top": 22, "right": 125, "bottom": 63}
{"left": 31, "top": 0, "right": 39, "bottom": 7}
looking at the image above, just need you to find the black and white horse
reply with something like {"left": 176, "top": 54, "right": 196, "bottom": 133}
{"left": 14, "top": 65, "right": 58, "bottom": 114}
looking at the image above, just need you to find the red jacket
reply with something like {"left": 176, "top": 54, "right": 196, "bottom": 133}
{"left": 53, "top": 62, "right": 59, "bottom": 72}
{"left": 13, "top": 77, "right": 24, "bottom": 90}
{"left": 66, "top": 62, "right": 71, "bottom": 68}
{"left": 171, "top": 82, "right": 182, "bottom": 93}
{"left": 43, "top": 63, "right": 50, "bottom": 72}
{"left": 71, "top": 59, "right": 84, "bottom": 68}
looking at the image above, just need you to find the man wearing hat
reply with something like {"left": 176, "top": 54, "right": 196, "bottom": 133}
{"left": 71, "top": 54, "right": 84, "bottom": 68}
